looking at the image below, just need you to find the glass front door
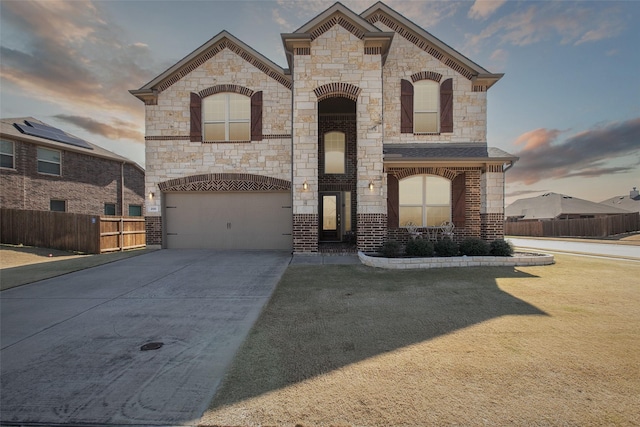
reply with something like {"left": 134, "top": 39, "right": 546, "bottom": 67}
{"left": 320, "top": 192, "right": 341, "bottom": 242}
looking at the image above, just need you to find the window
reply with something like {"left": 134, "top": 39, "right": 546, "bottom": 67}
{"left": 414, "top": 80, "right": 439, "bottom": 133}
{"left": 128, "top": 205, "right": 142, "bottom": 217}
{"left": 37, "top": 147, "right": 61, "bottom": 175}
{"left": 50, "top": 200, "right": 66, "bottom": 212}
{"left": 104, "top": 203, "right": 116, "bottom": 215}
{"left": 1, "top": 140, "right": 14, "bottom": 169}
{"left": 202, "top": 93, "right": 250, "bottom": 141}
{"left": 324, "top": 131, "right": 345, "bottom": 174}
{"left": 399, "top": 175, "right": 451, "bottom": 227}
{"left": 400, "top": 78, "right": 453, "bottom": 134}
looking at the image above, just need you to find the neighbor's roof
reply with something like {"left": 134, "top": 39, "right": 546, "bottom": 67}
{"left": 600, "top": 194, "right": 640, "bottom": 213}
{"left": 506, "top": 192, "right": 632, "bottom": 220}
{"left": 383, "top": 143, "right": 518, "bottom": 164}
{"left": 1, "top": 117, "right": 143, "bottom": 171}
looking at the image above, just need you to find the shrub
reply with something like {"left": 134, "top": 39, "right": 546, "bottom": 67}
{"left": 459, "top": 238, "right": 490, "bottom": 256}
{"left": 490, "top": 239, "right": 514, "bottom": 257}
{"left": 405, "top": 238, "right": 435, "bottom": 257}
{"left": 434, "top": 238, "right": 459, "bottom": 257}
{"left": 379, "top": 241, "right": 401, "bottom": 258}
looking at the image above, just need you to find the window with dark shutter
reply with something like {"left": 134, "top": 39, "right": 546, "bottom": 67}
{"left": 400, "top": 79, "right": 414, "bottom": 134}
{"left": 440, "top": 78, "right": 453, "bottom": 133}
{"left": 251, "top": 91, "right": 263, "bottom": 141}
{"left": 451, "top": 172, "right": 466, "bottom": 227}
{"left": 190, "top": 92, "right": 202, "bottom": 142}
{"left": 387, "top": 174, "right": 399, "bottom": 228}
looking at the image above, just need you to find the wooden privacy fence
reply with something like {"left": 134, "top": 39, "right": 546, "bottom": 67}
{"left": 505, "top": 212, "right": 639, "bottom": 238}
{"left": 0, "top": 208, "right": 146, "bottom": 254}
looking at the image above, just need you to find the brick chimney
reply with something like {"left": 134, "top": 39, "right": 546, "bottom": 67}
{"left": 631, "top": 187, "right": 639, "bottom": 200}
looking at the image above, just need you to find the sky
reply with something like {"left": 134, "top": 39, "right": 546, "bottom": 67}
{"left": 1, "top": 0, "right": 638, "bottom": 205}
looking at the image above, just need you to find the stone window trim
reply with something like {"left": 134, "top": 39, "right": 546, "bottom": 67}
{"left": 400, "top": 77, "right": 453, "bottom": 134}
{"left": 1, "top": 139, "right": 15, "bottom": 169}
{"left": 190, "top": 85, "right": 262, "bottom": 142}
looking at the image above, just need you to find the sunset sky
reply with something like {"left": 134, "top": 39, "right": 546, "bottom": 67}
{"left": 1, "top": 0, "right": 638, "bottom": 205}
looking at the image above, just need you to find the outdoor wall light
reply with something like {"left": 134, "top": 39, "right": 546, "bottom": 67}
{"left": 303, "top": 181, "right": 308, "bottom": 190}
{"left": 149, "top": 192, "right": 155, "bottom": 199}
{"left": 369, "top": 181, "right": 374, "bottom": 191}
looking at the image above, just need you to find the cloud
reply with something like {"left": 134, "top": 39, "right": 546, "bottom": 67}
{"left": 508, "top": 117, "right": 640, "bottom": 185}
{"left": 468, "top": 0, "right": 506, "bottom": 20}
{"left": 0, "top": 0, "right": 161, "bottom": 125}
{"left": 464, "top": 3, "right": 624, "bottom": 53}
{"left": 54, "top": 115, "right": 143, "bottom": 142}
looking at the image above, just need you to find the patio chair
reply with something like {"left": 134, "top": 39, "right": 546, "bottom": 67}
{"left": 440, "top": 221, "right": 455, "bottom": 240}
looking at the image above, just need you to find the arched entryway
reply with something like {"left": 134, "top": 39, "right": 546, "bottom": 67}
{"left": 317, "top": 97, "right": 357, "bottom": 244}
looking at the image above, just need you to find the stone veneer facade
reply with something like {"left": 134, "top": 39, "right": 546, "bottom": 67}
{"left": 132, "top": 2, "right": 515, "bottom": 252}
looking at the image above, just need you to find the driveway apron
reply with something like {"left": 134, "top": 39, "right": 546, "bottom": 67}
{"left": 0, "top": 249, "right": 291, "bottom": 426}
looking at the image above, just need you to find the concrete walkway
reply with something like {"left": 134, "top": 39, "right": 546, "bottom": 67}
{"left": 0, "top": 249, "right": 291, "bottom": 426}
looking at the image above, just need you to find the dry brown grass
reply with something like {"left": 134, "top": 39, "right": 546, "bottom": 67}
{"left": 201, "top": 254, "right": 640, "bottom": 426}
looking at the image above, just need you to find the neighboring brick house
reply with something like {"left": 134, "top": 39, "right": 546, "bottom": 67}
{"left": 131, "top": 1, "right": 517, "bottom": 252}
{"left": 1, "top": 117, "right": 145, "bottom": 216}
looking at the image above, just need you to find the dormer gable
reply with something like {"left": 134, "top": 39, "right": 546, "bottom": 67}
{"left": 130, "top": 31, "right": 291, "bottom": 105}
{"left": 282, "top": 2, "right": 394, "bottom": 70}
{"left": 361, "top": 1, "right": 503, "bottom": 90}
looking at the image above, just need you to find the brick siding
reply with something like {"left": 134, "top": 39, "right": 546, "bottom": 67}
{"left": 357, "top": 213, "right": 387, "bottom": 252}
{"left": 0, "top": 139, "right": 144, "bottom": 215}
{"left": 145, "top": 216, "right": 162, "bottom": 246}
{"left": 481, "top": 212, "right": 505, "bottom": 241}
{"left": 293, "top": 214, "right": 318, "bottom": 253}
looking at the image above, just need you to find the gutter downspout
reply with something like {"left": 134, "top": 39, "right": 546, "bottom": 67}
{"left": 502, "top": 160, "right": 515, "bottom": 230}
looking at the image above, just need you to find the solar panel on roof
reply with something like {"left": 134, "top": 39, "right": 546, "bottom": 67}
{"left": 13, "top": 121, "right": 94, "bottom": 150}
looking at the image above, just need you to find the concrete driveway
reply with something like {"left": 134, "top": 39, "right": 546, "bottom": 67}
{"left": 0, "top": 249, "right": 291, "bottom": 426}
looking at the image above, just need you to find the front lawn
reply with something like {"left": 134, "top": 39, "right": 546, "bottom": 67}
{"left": 201, "top": 254, "right": 640, "bottom": 426}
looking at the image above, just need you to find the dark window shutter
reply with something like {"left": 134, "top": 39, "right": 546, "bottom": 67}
{"left": 400, "top": 79, "right": 414, "bottom": 134}
{"left": 387, "top": 174, "right": 399, "bottom": 228}
{"left": 452, "top": 172, "right": 466, "bottom": 227}
{"left": 440, "top": 78, "right": 453, "bottom": 133}
{"left": 190, "top": 92, "right": 202, "bottom": 142}
{"left": 251, "top": 91, "right": 263, "bottom": 141}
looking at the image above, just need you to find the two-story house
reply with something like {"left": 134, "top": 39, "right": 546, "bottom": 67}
{"left": 131, "top": 1, "right": 517, "bottom": 253}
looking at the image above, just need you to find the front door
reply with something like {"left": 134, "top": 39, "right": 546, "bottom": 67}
{"left": 320, "top": 192, "right": 341, "bottom": 242}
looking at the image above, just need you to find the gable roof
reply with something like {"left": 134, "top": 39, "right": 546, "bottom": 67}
{"left": 1, "top": 117, "right": 143, "bottom": 171}
{"left": 130, "top": 31, "right": 292, "bottom": 105}
{"left": 361, "top": 1, "right": 503, "bottom": 89}
{"left": 506, "top": 192, "right": 631, "bottom": 220}
{"left": 281, "top": 2, "right": 394, "bottom": 70}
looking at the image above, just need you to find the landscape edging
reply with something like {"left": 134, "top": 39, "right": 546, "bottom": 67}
{"left": 358, "top": 251, "right": 554, "bottom": 269}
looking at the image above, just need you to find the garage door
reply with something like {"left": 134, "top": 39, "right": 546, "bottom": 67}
{"left": 164, "top": 192, "right": 292, "bottom": 250}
